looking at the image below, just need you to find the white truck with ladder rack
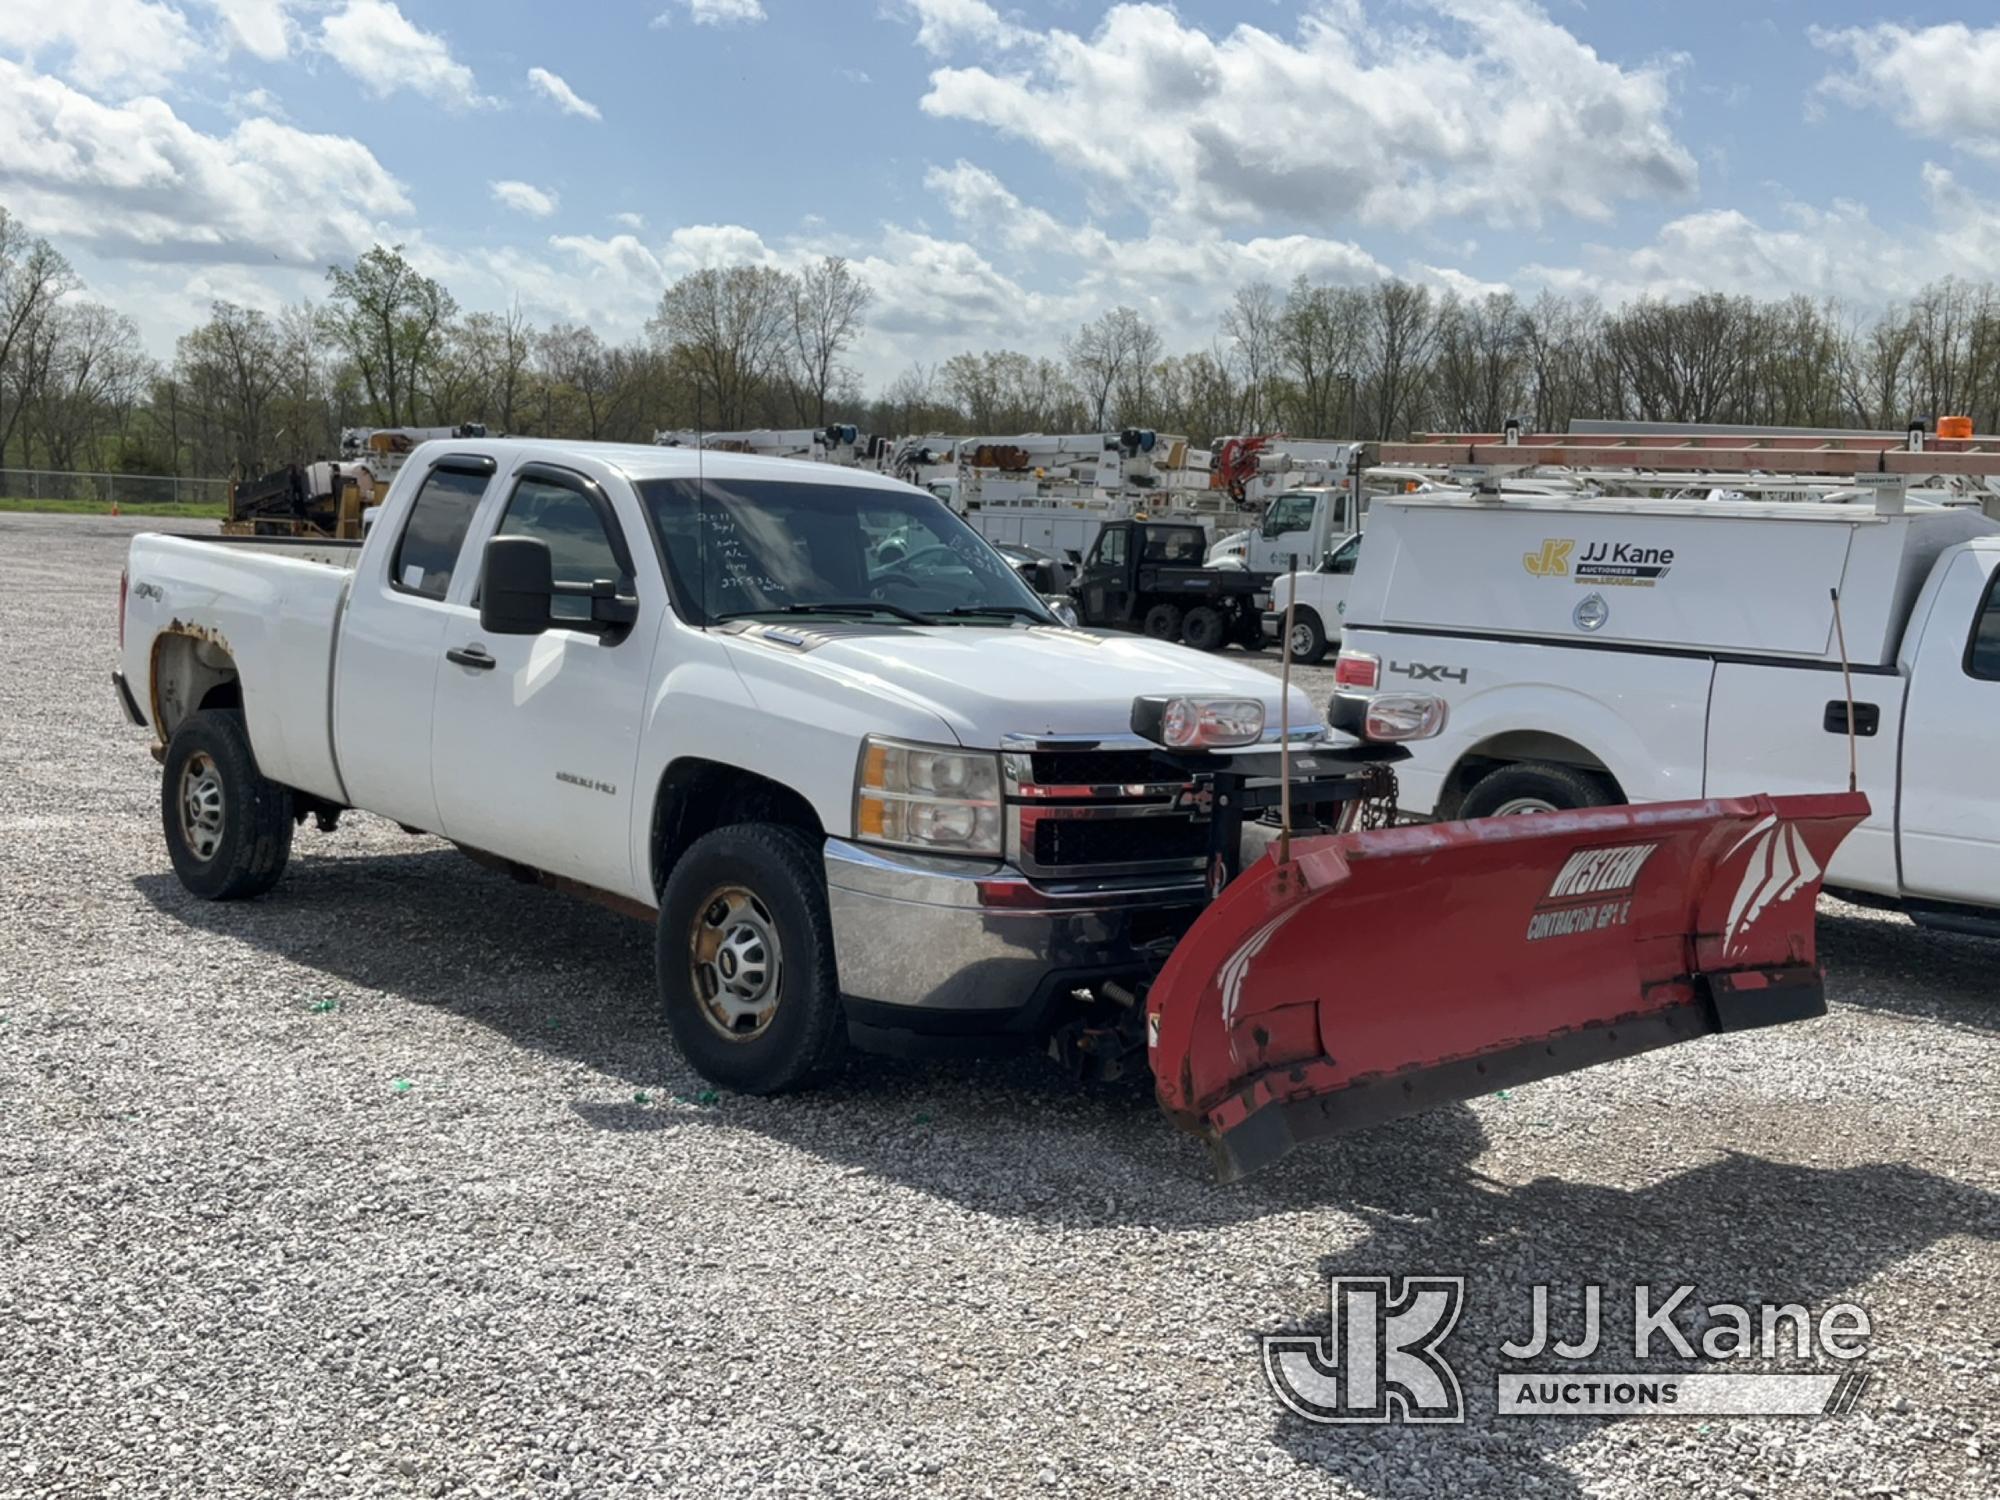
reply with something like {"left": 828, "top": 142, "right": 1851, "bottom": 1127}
{"left": 1331, "top": 422, "right": 2000, "bottom": 934}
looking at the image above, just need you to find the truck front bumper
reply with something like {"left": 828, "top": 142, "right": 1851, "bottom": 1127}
{"left": 1260, "top": 611, "right": 1283, "bottom": 641}
{"left": 823, "top": 838, "right": 1205, "bottom": 1044}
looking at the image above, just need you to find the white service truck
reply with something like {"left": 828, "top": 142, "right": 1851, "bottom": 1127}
{"left": 1263, "top": 532, "right": 1363, "bottom": 663}
{"left": 1332, "top": 491, "right": 2000, "bottom": 933}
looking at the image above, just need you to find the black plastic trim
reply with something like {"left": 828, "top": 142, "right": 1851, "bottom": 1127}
{"left": 1345, "top": 621, "right": 1902, "bottom": 676}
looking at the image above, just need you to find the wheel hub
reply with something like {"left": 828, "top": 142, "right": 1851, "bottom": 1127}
{"left": 178, "top": 752, "right": 225, "bottom": 862}
{"left": 1491, "top": 796, "right": 1560, "bottom": 817}
{"left": 689, "top": 886, "right": 783, "bottom": 1041}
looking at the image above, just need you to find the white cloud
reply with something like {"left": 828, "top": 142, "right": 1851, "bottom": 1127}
{"left": 612, "top": 211, "right": 647, "bottom": 229}
{"left": 208, "top": 0, "right": 295, "bottom": 61}
{"left": 318, "top": 0, "right": 488, "bottom": 108}
{"left": 229, "top": 86, "right": 289, "bottom": 121}
{"left": 0, "top": 55, "right": 411, "bottom": 265}
{"left": 526, "top": 65, "right": 601, "bottom": 121}
{"left": 1812, "top": 23, "right": 2000, "bottom": 159}
{"left": 654, "top": 0, "right": 767, "bottom": 27}
{"left": 490, "top": 180, "right": 558, "bottom": 218}
{"left": 892, "top": 0, "right": 1027, "bottom": 57}
{"left": 0, "top": 0, "right": 201, "bottom": 93}
{"left": 909, "top": 0, "right": 1696, "bottom": 233}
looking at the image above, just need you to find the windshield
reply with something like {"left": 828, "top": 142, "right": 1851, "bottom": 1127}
{"left": 637, "top": 477, "right": 1054, "bottom": 625}
{"left": 1261, "top": 491, "right": 1319, "bottom": 538}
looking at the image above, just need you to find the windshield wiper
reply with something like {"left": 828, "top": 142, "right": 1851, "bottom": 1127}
{"left": 932, "top": 605, "right": 1054, "bottom": 623}
{"left": 717, "top": 601, "right": 938, "bottom": 625}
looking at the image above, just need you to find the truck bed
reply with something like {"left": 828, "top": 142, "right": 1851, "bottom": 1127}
{"left": 121, "top": 531, "right": 359, "bottom": 803}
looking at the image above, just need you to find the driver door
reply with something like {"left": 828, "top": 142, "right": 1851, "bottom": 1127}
{"left": 1078, "top": 525, "right": 1131, "bottom": 624}
{"left": 430, "top": 464, "right": 658, "bottom": 896}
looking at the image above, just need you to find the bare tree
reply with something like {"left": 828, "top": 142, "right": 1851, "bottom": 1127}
{"left": 321, "top": 245, "right": 458, "bottom": 425}
{"left": 0, "top": 211, "right": 77, "bottom": 468}
{"left": 790, "top": 256, "right": 871, "bottom": 425}
{"left": 649, "top": 265, "right": 795, "bottom": 430}
{"left": 1066, "top": 306, "right": 1159, "bottom": 429}
{"left": 1222, "top": 282, "right": 1281, "bottom": 430}
{"left": 1364, "top": 281, "right": 1441, "bottom": 439}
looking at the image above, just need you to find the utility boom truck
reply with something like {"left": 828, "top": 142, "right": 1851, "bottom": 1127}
{"left": 116, "top": 439, "right": 1862, "bottom": 1178}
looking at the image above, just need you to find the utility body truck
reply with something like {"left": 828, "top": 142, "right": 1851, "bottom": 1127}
{"left": 1333, "top": 425, "right": 2000, "bottom": 935}
{"left": 116, "top": 438, "right": 1863, "bottom": 1178}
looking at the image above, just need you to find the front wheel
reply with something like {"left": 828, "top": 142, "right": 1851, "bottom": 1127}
{"left": 655, "top": 824, "right": 848, "bottom": 1094}
{"left": 1284, "top": 608, "right": 1329, "bottom": 665}
{"left": 161, "top": 709, "right": 294, "bottom": 900}
{"left": 1458, "top": 762, "right": 1617, "bottom": 820}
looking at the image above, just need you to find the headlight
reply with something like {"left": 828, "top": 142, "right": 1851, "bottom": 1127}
{"left": 1048, "top": 598, "right": 1079, "bottom": 627}
{"left": 1362, "top": 693, "right": 1448, "bottom": 742}
{"left": 855, "top": 737, "right": 1003, "bottom": 856}
{"left": 1129, "top": 695, "right": 1266, "bottom": 749}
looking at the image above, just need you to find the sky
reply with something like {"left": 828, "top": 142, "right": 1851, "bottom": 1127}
{"left": 6, "top": 0, "right": 2000, "bottom": 387}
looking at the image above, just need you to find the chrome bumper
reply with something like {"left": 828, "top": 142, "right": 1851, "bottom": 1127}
{"left": 823, "top": 838, "right": 1205, "bottom": 1014}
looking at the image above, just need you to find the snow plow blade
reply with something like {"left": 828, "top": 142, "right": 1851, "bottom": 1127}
{"left": 1147, "top": 793, "right": 1868, "bottom": 1182}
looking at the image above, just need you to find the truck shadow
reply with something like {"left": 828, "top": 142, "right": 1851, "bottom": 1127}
{"left": 1816, "top": 905, "right": 2000, "bottom": 1034}
{"left": 1267, "top": 1151, "right": 2000, "bottom": 1498}
{"left": 133, "top": 843, "right": 1493, "bottom": 1227}
{"left": 133, "top": 848, "right": 1994, "bottom": 1234}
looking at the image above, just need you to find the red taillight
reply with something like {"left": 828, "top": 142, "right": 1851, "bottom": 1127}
{"left": 1334, "top": 650, "right": 1379, "bottom": 690}
{"left": 118, "top": 568, "right": 128, "bottom": 650}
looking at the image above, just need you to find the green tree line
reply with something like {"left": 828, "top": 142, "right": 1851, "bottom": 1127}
{"left": 7, "top": 205, "right": 2000, "bottom": 481}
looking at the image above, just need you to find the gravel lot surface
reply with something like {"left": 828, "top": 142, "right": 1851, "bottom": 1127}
{"left": 3, "top": 512, "right": 1996, "bottom": 1499}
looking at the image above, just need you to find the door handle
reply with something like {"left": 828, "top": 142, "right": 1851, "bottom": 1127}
{"left": 1823, "top": 700, "right": 1879, "bottom": 737}
{"left": 446, "top": 645, "right": 496, "bottom": 671}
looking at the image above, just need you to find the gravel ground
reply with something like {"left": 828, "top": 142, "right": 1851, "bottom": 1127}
{"left": 2, "top": 512, "right": 1996, "bottom": 1499}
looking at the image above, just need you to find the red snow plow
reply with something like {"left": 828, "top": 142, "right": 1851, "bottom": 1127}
{"left": 1146, "top": 793, "right": 1868, "bottom": 1180}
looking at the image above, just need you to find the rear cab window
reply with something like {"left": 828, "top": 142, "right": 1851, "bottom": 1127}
{"left": 1967, "top": 566, "right": 2000, "bottom": 680}
{"left": 1142, "top": 526, "right": 1206, "bottom": 564}
{"left": 392, "top": 466, "right": 491, "bottom": 600}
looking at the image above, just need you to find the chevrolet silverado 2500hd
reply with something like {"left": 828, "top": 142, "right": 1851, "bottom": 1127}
{"left": 115, "top": 439, "right": 1866, "bottom": 1178}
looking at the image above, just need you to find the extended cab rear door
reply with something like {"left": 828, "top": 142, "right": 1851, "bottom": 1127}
{"left": 1897, "top": 545, "right": 2000, "bottom": 904}
{"left": 428, "top": 461, "right": 659, "bottom": 899}
{"left": 333, "top": 454, "right": 500, "bottom": 833}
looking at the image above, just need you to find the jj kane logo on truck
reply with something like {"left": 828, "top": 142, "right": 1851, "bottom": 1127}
{"left": 1525, "top": 537, "right": 1676, "bottom": 587}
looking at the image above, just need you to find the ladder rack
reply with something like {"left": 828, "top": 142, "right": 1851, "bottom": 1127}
{"left": 1380, "top": 427, "right": 2000, "bottom": 479}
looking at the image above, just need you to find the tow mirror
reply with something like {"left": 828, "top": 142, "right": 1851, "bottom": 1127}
{"left": 1030, "top": 558, "right": 1062, "bottom": 593}
{"left": 480, "top": 535, "right": 554, "bottom": 635}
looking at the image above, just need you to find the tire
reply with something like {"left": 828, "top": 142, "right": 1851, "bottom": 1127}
{"left": 1458, "top": 761, "right": 1617, "bottom": 821}
{"left": 655, "top": 823, "right": 848, "bottom": 1095}
{"left": 161, "top": 708, "right": 294, "bottom": 900}
{"left": 1284, "top": 608, "right": 1329, "bottom": 665}
{"left": 1141, "top": 602, "right": 1182, "bottom": 641}
{"left": 1181, "top": 605, "right": 1226, "bottom": 651}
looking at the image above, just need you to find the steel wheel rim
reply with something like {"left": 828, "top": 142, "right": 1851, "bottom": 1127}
{"left": 178, "top": 751, "right": 226, "bottom": 861}
{"left": 1288, "top": 621, "right": 1315, "bottom": 657}
{"left": 1491, "top": 795, "right": 1560, "bottom": 817}
{"left": 689, "top": 885, "right": 783, "bottom": 1041}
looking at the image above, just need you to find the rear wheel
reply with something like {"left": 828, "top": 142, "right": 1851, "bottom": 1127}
{"left": 1141, "top": 602, "right": 1182, "bottom": 641}
{"left": 1285, "top": 608, "right": 1329, "bottom": 665}
{"left": 656, "top": 823, "right": 847, "bottom": 1094}
{"left": 1181, "top": 605, "right": 1226, "bottom": 651}
{"left": 161, "top": 709, "right": 294, "bottom": 900}
{"left": 1458, "top": 762, "right": 1617, "bottom": 820}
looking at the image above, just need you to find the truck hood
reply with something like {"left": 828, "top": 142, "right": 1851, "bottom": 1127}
{"left": 721, "top": 623, "right": 1320, "bottom": 745}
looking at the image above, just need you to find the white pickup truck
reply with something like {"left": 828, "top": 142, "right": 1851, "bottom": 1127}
{"left": 113, "top": 437, "right": 1882, "bottom": 1176}
{"left": 1332, "top": 490, "right": 2000, "bottom": 935}
{"left": 111, "top": 439, "right": 1376, "bottom": 1090}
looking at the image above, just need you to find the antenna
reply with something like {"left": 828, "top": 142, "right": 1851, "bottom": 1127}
{"left": 1276, "top": 550, "right": 1299, "bottom": 865}
{"left": 696, "top": 390, "right": 709, "bottom": 629}
{"left": 1830, "top": 588, "right": 1858, "bottom": 794}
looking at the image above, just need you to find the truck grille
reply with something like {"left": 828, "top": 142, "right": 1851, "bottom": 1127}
{"left": 1031, "top": 817, "right": 1210, "bottom": 868}
{"left": 1008, "top": 746, "right": 1207, "bottom": 877}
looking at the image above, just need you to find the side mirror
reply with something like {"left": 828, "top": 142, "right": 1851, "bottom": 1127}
{"left": 480, "top": 534, "right": 553, "bottom": 635}
{"left": 1030, "top": 558, "right": 1062, "bottom": 593}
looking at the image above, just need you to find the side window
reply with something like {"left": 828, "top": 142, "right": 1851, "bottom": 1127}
{"left": 392, "top": 467, "right": 489, "bottom": 600}
{"left": 1967, "top": 569, "right": 2000, "bottom": 681}
{"left": 1325, "top": 536, "right": 1362, "bottom": 575}
{"left": 1097, "top": 528, "right": 1127, "bottom": 567}
{"left": 495, "top": 476, "right": 626, "bottom": 625}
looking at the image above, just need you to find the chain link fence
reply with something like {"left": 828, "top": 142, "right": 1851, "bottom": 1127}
{"left": 0, "top": 469, "right": 231, "bottom": 507}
